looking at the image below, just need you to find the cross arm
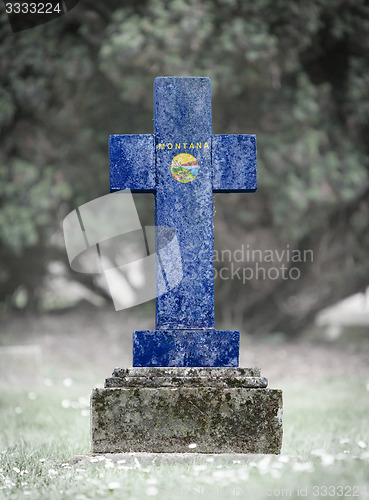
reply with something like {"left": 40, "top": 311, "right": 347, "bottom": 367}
{"left": 212, "top": 134, "right": 257, "bottom": 192}
{"left": 109, "top": 134, "right": 156, "bottom": 193}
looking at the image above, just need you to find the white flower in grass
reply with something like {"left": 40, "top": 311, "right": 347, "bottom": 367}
{"left": 188, "top": 443, "right": 197, "bottom": 449}
{"left": 108, "top": 482, "right": 121, "bottom": 491}
{"left": 24, "top": 491, "right": 31, "bottom": 496}
{"left": 39, "top": 459, "right": 46, "bottom": 463}
{"left": 292, "top": 462, "right": 314, "bottom": 472}
{"left": 358, "top": 440, "right": 367, "bottom": 449}
{"left": 146, "top": 486, "right": 159, "bottom": 496}
{"left": 78, "top": 396, "right": 89, "bottom": 407}
{"left": 206, "top": 457, "right": 214, "bottom": 463}
{"left": 339, "top": 438, "right": 349, "bottom": 444}
{"left": 336, "top": 453, "right": 349, "bottom": 460}
{"left": 61, "top": 400, "right": 70, "bottom": 409}
{"left": 81, "top": 410, "right": 89, "bottom": 417}
{"left": 146, "top": 477, "right": 158, "bottom": 485}
{"left": 212, "top": 469, "right": 227, "bottom": 479}
{"left": 104, "top": 462, "right": 114, "bottom": 469}
{"left": 48, "top": 469, "right": 58, "bottom": 477}
{"left": 238, "top": 467, "right": 249, "bottom": 481}
{"left": 4, "top": 477, "right": 14, "bottom": 487}
{"left": 15, "top": 407, "right": 22, "bottom": 414}
{"left": 193, "top": 465, "right": 207, "bottom": 472}
{"left": 116, "top": 459, "right": 126, "bottom": 464}
{"left": 311, "top": 449, "right": 325, "bottom": 457}
{"left": 13, "top": 467, "right": 20, "bottom": 474}
{"left": 256, "top": 455, "right": 272, "bottom": 474}
{"left": 192, "top": 464, "right": 207, "bottom": 476}
{"left": 212, "top": 468, "right": 238, "bottom": 482}
{"left": 271, "top": 468, "right": 281, "bottom": 479}
{"left": 272, "top": 461, "right": 283, "bottom": 470}
{"left": 321, "top": 454, "right": 335, "bottom": 467}
{"left": 90, "top": 458, "right": 99, "bottom": 463}
{"left": 63, "top": 378, "right": 73, "bottom": 387}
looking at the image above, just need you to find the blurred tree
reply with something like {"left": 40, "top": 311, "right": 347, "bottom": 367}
{"left": 0, "top": 0, "right": 368, "bottom": 333}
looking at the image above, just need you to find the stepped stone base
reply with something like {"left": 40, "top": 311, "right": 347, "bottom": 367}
{"left": 91, "top": 367, "right": 283, "bottom": 454}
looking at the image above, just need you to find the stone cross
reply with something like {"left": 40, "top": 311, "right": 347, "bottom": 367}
{"left": 109, "top": 77, "right": 256, "bottom": 367}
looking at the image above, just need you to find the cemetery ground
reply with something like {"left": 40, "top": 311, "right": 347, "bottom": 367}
{"left": 1, "top": 305, "right": 369, "bottom": 499}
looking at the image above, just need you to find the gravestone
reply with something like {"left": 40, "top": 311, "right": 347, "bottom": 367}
{"left": 91, "top": 77, "right": 283, "bottom": 454}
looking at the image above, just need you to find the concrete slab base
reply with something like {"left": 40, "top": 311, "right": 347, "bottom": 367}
{"left": 91, "top": 367, "right": 283, "bottom": 454}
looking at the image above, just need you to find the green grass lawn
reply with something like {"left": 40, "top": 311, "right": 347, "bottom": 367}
{"left": 1, "top": 377, "right": 369, "bottom": 499}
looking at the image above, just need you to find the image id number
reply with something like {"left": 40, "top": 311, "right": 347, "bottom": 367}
{"left": 5, "top": 3, "right": 62, "bottom": 14}
{"left": 312, "top": 485, "right": 363, "bottom": 497}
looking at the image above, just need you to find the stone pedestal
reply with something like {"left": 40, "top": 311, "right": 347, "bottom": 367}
{"left": 91, "top": 367, "right": 283, "bottom": 454}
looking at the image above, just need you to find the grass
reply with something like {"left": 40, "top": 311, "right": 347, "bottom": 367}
{"left": 1, "top": 377, "right": 369, "bottom": 499}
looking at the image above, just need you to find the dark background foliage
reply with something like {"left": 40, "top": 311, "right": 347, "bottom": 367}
{"left": 1, "top": 0, "right": 368, "bottom": 335}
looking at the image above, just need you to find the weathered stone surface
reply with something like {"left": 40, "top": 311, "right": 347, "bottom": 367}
{"left": 133, "top": 329, "right": 239, "bottom": 367}
{"left": 105, "top": 375, "right": 268, "bottom": 388}
{"left": 213, "top": 134, "right": 257, "bottom": 192}
{"left": 110, "top": 134, "right": 155, "bottom": 193}
{"left": 113, "top": 367, "right": 261, "bottom": 377}
{"left": 106, "top": 366, "right": 266, "bottom": 388}
{"left": 153, "top": 77, "right": 214, "bottom": 331}
{"left": 91, "top": 383, "right": 283, "bottom": 454}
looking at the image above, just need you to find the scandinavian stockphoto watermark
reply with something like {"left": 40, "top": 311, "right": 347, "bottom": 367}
{"left": 63, "top": 190, "right": 183, "bottom": 311}
{"left": 62, "top": 191, "right": 312, "bottom": 311}
{"left": 213, "top": 245, "right": 313, "bottom": 283}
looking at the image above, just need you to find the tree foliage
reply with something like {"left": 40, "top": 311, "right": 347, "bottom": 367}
{"left": 0, "top": 0, "right": 369, "bottom": 333}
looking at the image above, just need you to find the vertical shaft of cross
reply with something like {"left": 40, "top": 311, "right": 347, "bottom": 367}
{"left": 154, "top": 77, "right": 214, "bottom": 330}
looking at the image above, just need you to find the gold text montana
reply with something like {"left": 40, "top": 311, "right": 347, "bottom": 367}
{"left": 157, "top": 142, "right": 210, "bottom": 150}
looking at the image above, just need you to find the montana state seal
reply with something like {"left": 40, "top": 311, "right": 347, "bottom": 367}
{"left": 171, "top": 153, "right": 199, "bottom": 183}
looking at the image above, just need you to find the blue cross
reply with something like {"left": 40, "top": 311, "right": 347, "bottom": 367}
{"left": 110, "top": 77, "right": 257, "bottom": 367}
